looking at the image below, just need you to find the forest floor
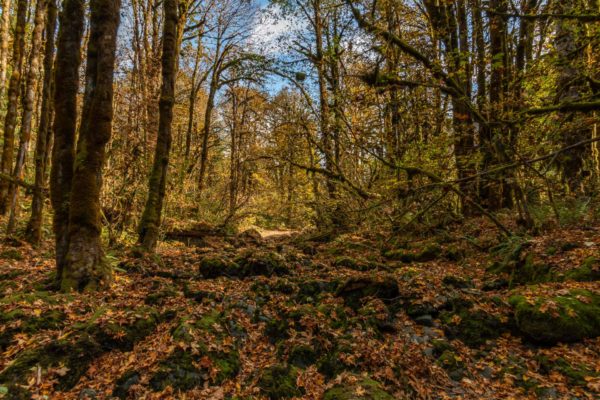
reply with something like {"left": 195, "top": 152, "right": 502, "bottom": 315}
{"left": 0, "top": 217, "right": 599, "bottom": 399}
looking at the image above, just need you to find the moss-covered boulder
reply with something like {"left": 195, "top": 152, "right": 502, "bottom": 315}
{"left": 384, "top": 244, "right": 442, "bottom": 263}
{"left": 564, "top": 257, "right": 600, "bottom": 282}
{"left": 439, "top": 297, "right": 505, "bottom": 347}
{"left": 236, "top": 249, "right": 289, "bottom": 277}
{"left": 333, "top": 256, "right": 379, "bottom": 271}
{"left": 0, "top": 308, "right": 65, "bottom": 350}
{"left": 198, "top": 256, "right": 240, "bottom": 279}
{"left": 288, "top": 344, "right": 318, "bottom": 368}
{"left": 323, "top": 377, "right": 395, "bottom": 400}
{"left": 0, "top": 308, "right": 161, "bottom": 393}
{"left": 437, "top": 350, "right": 466, "bottom": 381}
{"left": 258, "top": 364, "right": 304, "bottom": 399}
{"left": 112, "top": 370, "right": 140, "bottom": 399}
{"left": 150, "top": 312, "right": 242, "bottom": 391}
{"left": 296, "top": 279, "right": 337, "bottom": 304}
{"left": 335, "top": 275, "right": 399, "bottom": 310}
{"left": 509, "top": 289, "right": 600, "bottom": 344}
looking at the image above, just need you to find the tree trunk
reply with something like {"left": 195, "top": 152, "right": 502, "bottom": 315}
{"left": 61, "top": 0, "right": 121, "bottom": 291}
{"left": 138, "top": 0, "right": 181, "bottom": 251}
{"left": 197, "top": 76, "right": 217, "bottom": 195}
{"left": 6, "top": 0, "right": 47, "bottom": 234}
{"left": 26, "top": 0, "right": 58, "bottom": 245}
{"left": 0, "top": 0, "right": 11, "bottom": 99}
{"left": 50, "top": 0, "right": 85, "bottom": 284}
{"left": 0, "top": 0, "right": 27, "bottom": 214}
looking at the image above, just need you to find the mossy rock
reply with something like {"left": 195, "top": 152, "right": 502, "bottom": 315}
{"left": 564, "top": 257, "right": 600, "bottom": 282}
{"left": 0, "top": 308, "right": 65, "bottom": 351}
{"left": 333, "top": 256, "right": 377, "bottom": 271}
{"left": 236, "top": 249, "right": 289, "bottom": 277}
{"left": 437, "top": 350, "right": 466, "bottom": 381}
{"left": 144, "top": 287, "right": 178, "bottom": 305}
{"left": 509, "top": 289, "right": 600, "bottom": 344}
{"left": 323, "top": 377, "right": 395, "bottom": 400}
{"left": 296, "top": 279, "right": 338, "bottom": 303}
{"left": 442, "top": 275, "right": 473, "bottom": 289}
{"left": 0, "top": 334, "right": 104, "bottom": 391}
{"left": 198, "top": 256, "right": 240, "bottom": 279}
{"left": 265, "top": 317, "right": 290, "bottom": 343}
{"left": 440, "top": 300, "right": 505, "bottom": 347}
{"left": 335, "top": 275, "right": 399, "bottom": 310}
{"left": 536, "top": 355, "right": 599, "bottom": 386}
{"left": 112, "top": 370, "right": 140, "bottom": 399}
{"left": 384, "top": 244, "right": 441, "bottom": 263}
{"left": 288, "top": 344, "right": 318, "bottom": 368}
{"left": 258, "top": 364, "right": 304, "bottom": 399}
{"left": 0, "top": 308, "right": 161, "bottom": 390}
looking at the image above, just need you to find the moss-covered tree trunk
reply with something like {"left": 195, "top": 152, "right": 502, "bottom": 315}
{"left": 61, "top": 0, "right": 121, "bottom": 291}
{"left": 138, "top": 0, "right": 180, "bottom": 251}
{"left": 26, "top": 0, "right": 58, "bottom": 245}
{"left": 0, "top": 0, "right": 11, "bottom": 99}
{"left": 6, "top": 0, "right": 47, "bottom": 234}
{"left": 0, "top": 0, "right": 27, "bottom": 215}
{"left": 50, "top": 0, "right": 84, "bottom": 283}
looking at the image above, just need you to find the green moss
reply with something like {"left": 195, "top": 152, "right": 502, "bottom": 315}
{"left": 149, "top": 348, "right": 205, "bottom": 391}
{"left": 0, "top": 309, "right": 65, "bottom": 350}
{"left": 323, "top": 377, "right": 395, "bottom": 400}
{"left": 440, "top": 306, "right": 504, "bottom": 347}
{"left": 0, "top": 249, "right": 23, "bottom": 260}
{"left": 198, "top": 256, "right": 239, "bottom": 279}
{"left": 258, "top": 364, "right": 304, "bottom": 399}
{"left": 288, "top": 345, "right": 318, "bottom": 368}
{"left": 144, "top": 287, "right": 177, "bottom": 305}
{"left": 384, "top": 244, "right": 441, "bottom": 263}
{"left": 564, "top": 257, "right": 600, "bottom": 282}
{"left": 437, "top": 350, "right": 466, "bottom": 380}
{"left": 509, "top": 290, "right": 600, "bottom": 344}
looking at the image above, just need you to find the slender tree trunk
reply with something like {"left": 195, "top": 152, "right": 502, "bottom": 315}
{"left": 197, "top": 76, "right": 216, "bottom": 195}
{"left": 138, "top": 0, "right": 181, "bottom": 251}
{"left": 26, "top": 0, "right": 58, "bottom": 244}
{"left": 50, "top": 0, "right": 85, "bottom": 284}
{"left": 62, "top": 0, "right": 121, "bottom": 291}
{"left": 0, "top": 0, "right": 11, "bottom": 99}
{"left": 0, "top": 0, "right": 27, "bottom": 214}
{"left": 6, "top": 0, "right": 47, "bottom": 234}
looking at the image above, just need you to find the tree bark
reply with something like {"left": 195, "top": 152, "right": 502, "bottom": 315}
{"left": 50, "top": 0, "right": 85, "bottom": 284}
{"left": 26, "top": 0, "right": 58, "bottom": 245}
{"left": 61, "top": 0, "right": 121, "bottom": 291}
{"left": 6, "top": 0, "right": 47, "bottom": 234}
{"left": 0, "top": 0, "right": 11, "bottom": 99}
{"left": 138, "top": 0, "right": 181, "bottom": 251}
{"left": 0, "top": 0, "right": 27, "bottom": 214}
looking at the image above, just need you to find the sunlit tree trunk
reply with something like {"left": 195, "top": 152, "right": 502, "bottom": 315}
{"left": 26, "top": 0, "right": 58, "bottom": 245}
{"left": 62, "top": 0, "right": 121, "bottom": 291}
{"left": 6, "top": 0, "right": 47, "bottom": 234}
{"left": 50, "top": 0, "right": 85, "bottom": 284}
{"left": 138, "top": 0, "right": 182, "bottom": 251}
{"left": 0, "top": 0, "right": 11, "bottom": 99}
{"left": 0, "top": 0, "right": 27, "bottom": 214}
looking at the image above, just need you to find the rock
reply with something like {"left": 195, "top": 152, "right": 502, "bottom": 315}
{"left": 335, "top": 275, "right": 399, "bottom": 310}
{"left": 258, "top": 364, "right": 304, "bottom": 399}
{"left": 442, "top": 275, "right": 473, "bottom": 289}
{"left": 414, "top": 315, "right": 434, "bottom": 326}
{"left": 384, "top": 244, "right": 442, "bottom": 263}
{"left": 437, "top": 350, "right": 466, "bottom": 381}
{"left": 288, "top": 345, "right": 318, "bottom": 368}
{"left": 509, "top": 289, "right": 600, "bottom": 344}
{"left": 481, "top": 279, "right": 509, "bottom": 291}
{"left": 112, "top": 371, "right": 140, "bottom": 399}
{"left": 564, "top": 257, "right": 600, "bottom": 282}
{"left": 323, "top": 376, "right": 395, "bottom": 400}
{"left": 78, "top": 388, "right": 98, "bottom": 399}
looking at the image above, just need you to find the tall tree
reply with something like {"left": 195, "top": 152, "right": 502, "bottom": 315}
{"left": 6, "top": 0, "right": 47, "bottom": 234}
{"left": 50, "top": 0, "right": 85, "bottom": 283}
{"left": 26, "top": 0, "right": 58, "bottom": 244}
{"left": 138, "top": 0, "right": 186, "bottom": 250}
{"left": 0, "top": 0, "right": 11, "bottom": 99}
{"left": 0, "top": 0, "right": 27, "bottom": 214}
{"left": 61, "top": 0, "right": 121, "bottom": 291}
